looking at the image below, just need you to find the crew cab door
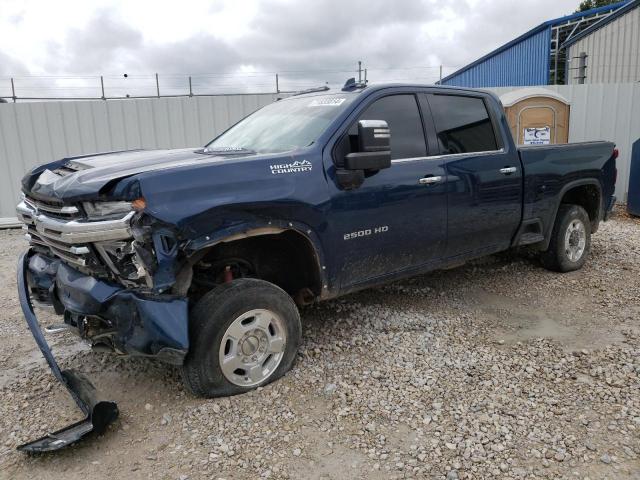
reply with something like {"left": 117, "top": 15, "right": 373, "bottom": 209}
{"left": 425, "top": 93, "right": 522, "bottom": 256}
{"left": 326, "top": 92, "right": 447, "bottom": 290}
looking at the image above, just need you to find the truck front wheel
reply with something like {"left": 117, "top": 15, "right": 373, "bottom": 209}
{"left": 182, "top": 279, "right": 301, "bottom": 397}
{"left": 540, "top": 204, "right": 591, "bottom": 272}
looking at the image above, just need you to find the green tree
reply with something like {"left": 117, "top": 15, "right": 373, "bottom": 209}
{"left": 576, "top": 0, "right": 621, "bottom": 12}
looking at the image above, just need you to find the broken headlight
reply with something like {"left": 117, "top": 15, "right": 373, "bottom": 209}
{"left": 83, "top": 201, "right": 133, "bottom": 219}
{"left": 83, "top": 198, "right": 145, "bottom": 220}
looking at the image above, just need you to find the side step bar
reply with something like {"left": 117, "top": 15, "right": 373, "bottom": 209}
{"left": 16, "top": 251, "right": 119, "bottom": 453}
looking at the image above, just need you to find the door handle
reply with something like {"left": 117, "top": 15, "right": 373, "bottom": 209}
{"left": 419, "top": 176, "right": 442, "bottom": 185}
{"left": 499, "top": 167, "right": 517, "bottom": 175}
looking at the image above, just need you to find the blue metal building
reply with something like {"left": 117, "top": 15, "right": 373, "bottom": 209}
{"left": 440, "top": 1, "right": 630, "bottom": 87}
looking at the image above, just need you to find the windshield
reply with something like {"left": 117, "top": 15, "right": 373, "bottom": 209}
{"left": 205, "top": 93, "right": 355, "bottom": 154}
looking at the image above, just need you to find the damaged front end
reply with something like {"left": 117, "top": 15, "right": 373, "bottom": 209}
{"left": 26, "top": 252, "right": 189, "bottom": 362}
{"left": 15, "top": 191, "right": 190, "bottom": 451}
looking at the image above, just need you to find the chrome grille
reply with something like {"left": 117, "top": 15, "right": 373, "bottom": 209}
{"left": 25, "top": 226, "right": 89, "bottom": 267}
{"left": 17, "top": 196, "right": 134, "bottom": 272}
{"left": 23, "top": 195, "right": 79, "bottom": 220}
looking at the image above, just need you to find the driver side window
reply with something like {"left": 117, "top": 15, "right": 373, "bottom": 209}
{"left": 336, "top": 94, "right": 427, "bottom": 164}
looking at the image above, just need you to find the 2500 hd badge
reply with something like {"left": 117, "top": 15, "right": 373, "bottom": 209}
{"left": 344, "top": 225, "right": 389, "bottom": 240}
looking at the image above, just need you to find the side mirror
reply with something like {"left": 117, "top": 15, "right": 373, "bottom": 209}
{"left": 344, "top": 120, "right": 391, "bottom": 171}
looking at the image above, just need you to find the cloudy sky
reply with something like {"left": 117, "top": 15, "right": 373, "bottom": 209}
{"left": 1, "top": 0, "right": 582, "bottom": 98}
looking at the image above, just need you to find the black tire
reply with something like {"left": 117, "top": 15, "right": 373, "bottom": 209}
{"left": 540, "top": 204, "right": 591, "bottom": 272}
{"left": 182, "top": 278, "right": 301, "bottom": 398}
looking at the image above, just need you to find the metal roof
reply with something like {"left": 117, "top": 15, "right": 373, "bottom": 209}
{"left": 562, "top": 0, "right": 639, "bottom": 47}
{"left": 440, "top": 1, "right": 630, "bottom": 85}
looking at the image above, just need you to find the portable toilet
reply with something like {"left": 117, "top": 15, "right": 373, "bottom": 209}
{"left": 500, "top": 88, "right": 570, "bottom": 145}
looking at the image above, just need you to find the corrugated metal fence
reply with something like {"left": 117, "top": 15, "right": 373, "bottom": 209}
{"left": 487, "top": 83, "right": 640, "bottom": 202}
{"left": 0, "top": 85, "right": 638, "bottom": 222}
{"left": 0, "top": 93, "right": 278, "bottom": 222}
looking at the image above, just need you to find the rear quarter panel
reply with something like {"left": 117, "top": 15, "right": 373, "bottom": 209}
{"left": 518, "top": 141, "right": 616, "bottom": 240}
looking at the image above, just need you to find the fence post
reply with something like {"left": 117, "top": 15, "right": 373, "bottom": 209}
{"left": 155, "top": 73, "right": 160, "bottom": 97}
{"left": 275, "top": 74, "right": 279, "bottom": 93}
{"left": 11, "top": 78, "right": 16, "bottom": 103}
{"left": 189, "top": 76, "right": 193, "bottom": 97}
{"left": 100, "top": 76, "right": 106, "bottom": 100}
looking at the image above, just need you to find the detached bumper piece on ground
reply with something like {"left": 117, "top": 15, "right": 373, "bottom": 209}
{"left": 16, "top": 251, "right": 119, "bottom": 453}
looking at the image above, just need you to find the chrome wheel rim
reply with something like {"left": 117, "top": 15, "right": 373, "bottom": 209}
{"left": 218, "top": 309, "right": 287, "bottom": 387}
{"left": 564, "top": 219, "right": 586, "bottom": 262}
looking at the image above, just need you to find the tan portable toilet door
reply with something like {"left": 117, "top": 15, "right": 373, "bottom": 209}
{"left": 518, "top": 105, "right": 556, "bottom": 144}
{"left": 501, "top": 89, "right": 570, "bottom": 146}
{"left": 516, "top": 100, "right": 570, "bottom": 145}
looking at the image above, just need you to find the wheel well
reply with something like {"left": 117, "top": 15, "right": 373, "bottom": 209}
{"left": 189, "top": 230, "right": 322, "bottom": 304}
{"left": 560, "top": 184, "right": 600, "bottom": 231}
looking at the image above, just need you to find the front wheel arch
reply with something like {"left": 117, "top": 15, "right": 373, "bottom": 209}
{"left": 184, "top": 225, "right": 328, "bottom": 303}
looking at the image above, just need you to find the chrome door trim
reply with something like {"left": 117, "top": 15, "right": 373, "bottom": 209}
{"left": 391, "top": 148, "right": 505, "bottom": 165}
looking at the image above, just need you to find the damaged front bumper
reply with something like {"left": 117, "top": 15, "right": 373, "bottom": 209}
{"left": 26, "top": 250, "right": 189, "bottom": 363}
{"left": 17, "top": 249, "right": 190, "bottom": 451}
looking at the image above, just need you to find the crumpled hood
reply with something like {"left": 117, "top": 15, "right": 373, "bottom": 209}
{"left": 22, "top": 148, "right": 257, "bottom": 201}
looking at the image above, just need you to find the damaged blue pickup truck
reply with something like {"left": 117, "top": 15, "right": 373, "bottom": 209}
{"left": 16, "top": 80, "right": 617, "bottom": 451}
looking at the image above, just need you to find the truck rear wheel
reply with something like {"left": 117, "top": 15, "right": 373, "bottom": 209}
{"left": 540, "top": 204, "right": 591, "bottom": 272}
{"left": 182, "top": 278, "right": 301, "bottom": 397}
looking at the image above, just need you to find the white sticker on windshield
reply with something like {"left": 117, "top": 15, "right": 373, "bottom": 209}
{"left": 309, "top": 98, "right": 346, "bottom": 107}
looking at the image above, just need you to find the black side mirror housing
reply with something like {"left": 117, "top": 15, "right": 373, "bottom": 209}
{"left": 344, "top": 120, "right": 391, "bottom": 171}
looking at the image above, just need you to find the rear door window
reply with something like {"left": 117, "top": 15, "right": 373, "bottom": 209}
{"left": 428, "top": 95, "right": 498, "bottom": 155}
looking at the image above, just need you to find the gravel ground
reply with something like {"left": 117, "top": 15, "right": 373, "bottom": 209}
{"left": 0, "top": 210, "right": 639, "bottom": 480}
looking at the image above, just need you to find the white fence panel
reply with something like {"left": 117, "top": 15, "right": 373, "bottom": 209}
{"left": 0, "top": 94, "right": 278, "bottom": 221}
{"left": 487, "top": 83, "right": 640, "bottom": 202}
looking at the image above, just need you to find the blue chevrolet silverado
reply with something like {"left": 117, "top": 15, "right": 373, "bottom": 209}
{"left": 15, "top": 80, "right": 617, "bottom": 450}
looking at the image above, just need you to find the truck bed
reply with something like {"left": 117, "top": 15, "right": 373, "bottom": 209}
{"left": 517, "top": 141, "right": 617, "bottom": 246}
